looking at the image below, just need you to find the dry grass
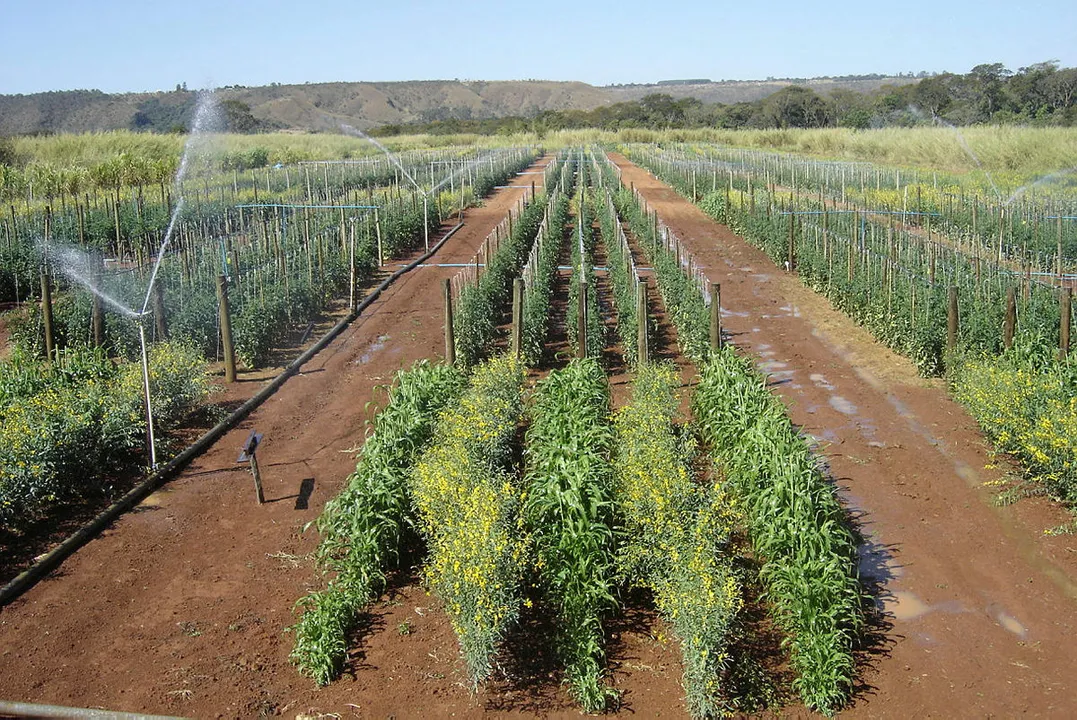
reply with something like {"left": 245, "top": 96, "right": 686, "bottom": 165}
{"left": 11, "top": 126, "right": 1077, "bottom": 185}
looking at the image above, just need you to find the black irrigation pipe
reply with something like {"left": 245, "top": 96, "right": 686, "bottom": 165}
{"left": 0, "top": 221, "right": 465, "bottom": 608}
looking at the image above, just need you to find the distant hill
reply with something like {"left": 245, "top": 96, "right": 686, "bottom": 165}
{"left": 0, "top": 77, "right": 916, "bottom": 136}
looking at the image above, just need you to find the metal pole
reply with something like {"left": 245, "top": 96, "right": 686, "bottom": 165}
{"left": 423, "top": 195, "right": 429, "bottom": 251}
{"left": 138, "top": 320, "right": 157, "bottom": 469}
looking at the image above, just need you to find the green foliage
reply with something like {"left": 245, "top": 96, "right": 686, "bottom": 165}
{"left": 612, "top": 363, "right": 741, "bottom": 718}
{"left": 952, "top": 345, "right": 1077, "bottom": 504}
{"left": 408, "top": 354, "right": 528, "bottom": 685}
{"left": 613, "top": 187, "right": 710, "bottom": 361}
{"left": 520, "top": 183, "right": 572, "bottom": 366}
{"left": 0, "top": 342, "right": 209, "bottom": 532}
{"left": 454, "top": 196, "right": 548, "bottom": 367}
{"left": 566, "top": 181, "right": 603, "bottom": 360}
{"left": 290, "top": 361, "right": 466, "bottom": 686}
{"left": 693, "top": 349, "right": 863, "bottom": 715}
{"left": 596, "top": 187, "right": 641, "bottom": 366}
{"left": 525, "top": 359, "right": 618, "bottom": 710}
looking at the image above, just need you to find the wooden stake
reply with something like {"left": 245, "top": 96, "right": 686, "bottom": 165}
{"left": 637, "top": 279, "right": 648, "bottom": 365}
{"left": 249, "top": 452, "right": 264, "bottom": 505}
{"left": 947, "top": 286, "right": 959, "bottom": 352}
{"left": 1003, "top": 287, "right": 1016, "bottom": 350}
{"left": 92, "top": 250, "right": 105, "bottom": 348}
{"left": 152, "top": 281, "right": 169, "bottom": 341}
{"left": 578, "top": 279, "right": 588, "bottom": 359}
{"left": 443, "top": 279, "right": 455, "bottom": 365}
{"left": 40, "top": 267, "right": 55, "bottom": 362}
{"left": 1061, "top": 287, "right": 1072, "bottom": 361}
{"left": 217, "top": 274, "right": 237, "bottom": 383}
{"left": 511, "top": 278, "right": 524, "bottom": 359}
{"left": 709, "top": 283, "right": 721, "bottom": 351}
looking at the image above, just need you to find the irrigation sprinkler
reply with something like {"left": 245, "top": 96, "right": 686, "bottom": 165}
{"left": 138, "top": 317, "right": 158, "bottom": 469}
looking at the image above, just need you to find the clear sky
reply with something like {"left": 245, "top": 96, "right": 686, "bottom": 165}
{"left": 1, "top": 0, "right": 1075, "bottom": 94}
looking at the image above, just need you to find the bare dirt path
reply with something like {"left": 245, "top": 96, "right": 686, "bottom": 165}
{"left": 611, "top": 152, "right": 1077, "bottom": 718}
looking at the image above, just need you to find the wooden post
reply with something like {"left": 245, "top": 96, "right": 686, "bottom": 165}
{"left": 1059, "top": 215, "right": 1065, "bottom": 283}
{"left": 92, "top": 250, "right": 105, "bottom": 348}
{"left": 577, "top": 279, "right": 588, "bottom": 359}
{"left": 947, "top": 286, "right": 959, "bottom": 352}
{"left": 511, "top": 278, "right": 524, "bottom": 359}
{"left": 217, "top": 274, "right": 237, "bottom": 383}
{"left": 443, "top": 279, "right": 455, "bottom": 366}
{"left": 709, "top": 282, "right": 721, "bottom": 351}
{"left": 1061, "top": 287, "right": 1072, "bottom": 361}
{"left": 1003, "top": 287, "right": 1016, "bottom": 350}
{"left": 787, "top": 214, "right": 796, "bottom": 271}
{"left": 637, "top": 278, "right": 648, "bottom": 364}
{"left": 40, "top": 267, "right": 55, "bottom": 362}
{"left": 249, "top": 452, "right": 265, "bottom": 505}
{"left": 152, "top": 281, "right": 169, "bottom": 341}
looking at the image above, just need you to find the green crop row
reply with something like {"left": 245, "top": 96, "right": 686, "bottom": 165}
{"left": 408, "top": 354, "right": 528, "bottom": 684}
{"left": 595, "top": 188, "right": 641, "bottom": 366}
{"left": 693, "top": 348, "right": 863, "bottom": 715}
{"left": 289, "top": 360, "right": 466, "bottom": 685}
{"left": 519, "top": 168, "right": 573, "bottom": 366}
{"left": 613, "top": 363, "right": 741, "bottom": 718}
{"left": 524, "top": 358, "right": 618, "bottom": 710}
{"left": 611, "top": 186, "right": 710, "bottom": 361}
{"left": 453, "top": 182, "right": 555, "bottom": 368}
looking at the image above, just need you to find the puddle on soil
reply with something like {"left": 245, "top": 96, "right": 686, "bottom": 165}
{"left": 721, "top": 308, "right": 750, "bottom": 318}
{"left": 809, "top": 373, "right": 835, "bottom": 391}
{"left": 758, "top": 359, "right": 788, "bottom": 373}
{"left": 986, "top": 603, "right": 1029, "bottom": 638}
{"left": 751, "top": 273, "right": 771, "bottom": 282}
{"left": 829, "top": 395, "right": 859, "bottom": 415}
{"left": 357, "top": 334, "right": 390, "bottom": 365}
{"left": 779, "top": 304, "right": 803, "bottom": 318}
{"left": 140, "top": 490, "right": 169, "bottom": 507}
{"left": 884, "top": 591, "right": 965, "bottom": 621}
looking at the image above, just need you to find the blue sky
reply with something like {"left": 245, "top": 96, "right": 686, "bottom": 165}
{"left": 1, "top": 0, "right": 1074, "bottom": 94}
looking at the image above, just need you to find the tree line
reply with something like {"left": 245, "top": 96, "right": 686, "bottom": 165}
{"left": 373, "top": 61, "right": 1077, "bottom": 136}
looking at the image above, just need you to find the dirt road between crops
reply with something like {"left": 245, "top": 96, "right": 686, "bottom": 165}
{"left": 612, "top": 152, "right": 1077, "bottom": 718}
{"left": 0, "top": 158, "right": 694, "bottom": 720}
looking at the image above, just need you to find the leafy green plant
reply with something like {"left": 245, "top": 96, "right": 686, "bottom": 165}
{"left": 612, "top": 363, "right": 741, "bottom": 718}
{"left": 408, "top": 354, "right": 528, "bottom": 685}
{"left": 290, "top": 360, "right": 465, "bottom": 686}
{"left": 524, "top": 358, "right": 618, "bottom": 710}
{"left": 693, "top": 348, "right": 863, "bottom": 715}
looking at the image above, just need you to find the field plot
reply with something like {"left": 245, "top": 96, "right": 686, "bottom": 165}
{"left": 0, "top": 143, "right": 1076, "bottom": 720}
